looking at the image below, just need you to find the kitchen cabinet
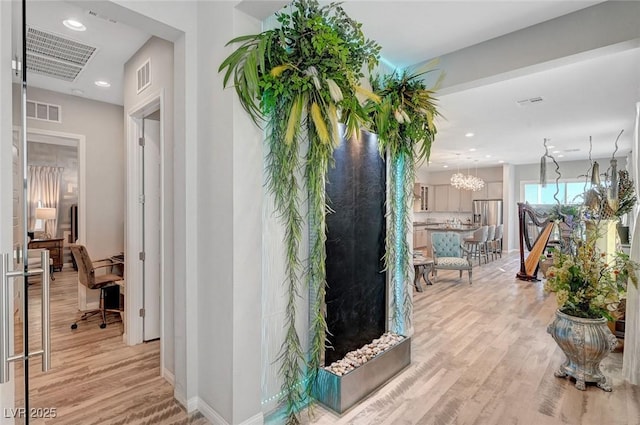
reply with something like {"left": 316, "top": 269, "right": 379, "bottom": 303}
{"left": 487, "top": 181, "right": 503, "bottom": 198}
{"left": 471, "top": 185, "right": 489, "bottom": 200}
{"left": 460, "top": 189, "right": 473, "bottom": 212}
{"left": 434, "top": 185, "right": 448, "bottom": 212}
{"left": 431, "top": 185, "right": 474, "bottom": 212}
{"left": 447, "top": 186, "right": 460, "bottom": 212}
{"left": 413, "top": 226, "right": 429, "bottom": 248}
{"left": 413, "top": 183, "right": 429, "bottom": 212}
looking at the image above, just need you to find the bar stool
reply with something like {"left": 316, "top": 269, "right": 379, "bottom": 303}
{"left": 491, "top": 224, "right": 503, "bottom": 259}
{"left": 486, "top": 225, "right": 496, "bottom": 261}
{"left": 464, "top": 226, "right": 488, "bottom": 266}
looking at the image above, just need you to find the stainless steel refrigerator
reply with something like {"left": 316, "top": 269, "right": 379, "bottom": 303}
{"left": 472, "top": 199, "right": 503, "bottom": 226}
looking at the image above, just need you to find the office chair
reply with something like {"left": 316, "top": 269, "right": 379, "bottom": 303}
{"left": 70, "top": 245, "right": 123, "bottom": 329}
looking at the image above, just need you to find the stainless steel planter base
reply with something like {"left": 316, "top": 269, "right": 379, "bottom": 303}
{"left": 547, "top": 310, "right": 617, "bottom": 392}
{"left": 313, "top": 336, "right": 411, "bottom": 413}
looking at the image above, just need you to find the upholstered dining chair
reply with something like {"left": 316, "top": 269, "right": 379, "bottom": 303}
{"left": 431, "top": 232, "right": 473, "bottom": 284}
{"left": 70, "top": 245, "right": 123, "bottom": 329}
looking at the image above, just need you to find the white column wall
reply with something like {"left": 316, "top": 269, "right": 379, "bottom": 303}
{"left": 0, "top": 0, "right": 16, "bottom": 420}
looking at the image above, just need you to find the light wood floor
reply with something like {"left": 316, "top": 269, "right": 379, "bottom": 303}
{"left": 13, "top": 269, "right": 206, "bottom": 425}
{"left": 17, "top": 253, "right": 640, "bottom": 424}
{"left": 292, "top": 252, "right": 640, "bottom": 425}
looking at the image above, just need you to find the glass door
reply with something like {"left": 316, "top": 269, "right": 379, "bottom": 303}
{"left": 1, "top": 1, "right": 52, "bottom": 424}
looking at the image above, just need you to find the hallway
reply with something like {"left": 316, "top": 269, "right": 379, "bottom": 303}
{"left": 16, "top": 269, "right": 206, "bottom": 425}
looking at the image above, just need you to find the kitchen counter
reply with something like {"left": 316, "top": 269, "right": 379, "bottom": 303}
{"left": 423, "top": 225, "right": 479, "bottom": 232}
{"left": 413, "top": 224, "right": 479, "bottom": 257}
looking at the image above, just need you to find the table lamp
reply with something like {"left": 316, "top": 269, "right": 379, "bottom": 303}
{"left": 35, "top": 207, "right": 56, "bottom": 239}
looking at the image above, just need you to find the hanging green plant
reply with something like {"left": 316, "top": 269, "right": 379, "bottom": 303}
{"left": 219, "top": 1, "right": 379, "bottom": 422}
{"left": 369, "top": 69, "right": 441, "bottom": 334}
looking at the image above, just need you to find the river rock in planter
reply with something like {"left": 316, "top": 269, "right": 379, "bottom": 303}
{"left": 324, "top": 332, "right": 404, "bottom": 376}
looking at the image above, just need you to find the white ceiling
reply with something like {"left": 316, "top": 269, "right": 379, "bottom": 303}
{"left": 18, "top": 1, "right": 150, "bottom": 105}
{"left": 20, "top": 1, "right": 640, "bottom": 168}
{"left": 341, "top": 0, "right": 603, "bottom": 69}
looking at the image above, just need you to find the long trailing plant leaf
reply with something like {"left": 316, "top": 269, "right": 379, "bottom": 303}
{"left": 219, "top": 1, "right": 380, "bottom": 422}
{"left": 368, "top": 67, "right": 441, "bottom": 334}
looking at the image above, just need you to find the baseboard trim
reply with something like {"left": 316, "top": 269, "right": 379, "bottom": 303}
{"left": 241, "top": 412, "right": 264, "bottom": 425}
{"left": 163, "top": 368, "right": 175, "bottom": 386}
{"left": 195, "top": 398, "right": 263, "bottom": 425}
{"left": 196, "top": 398, "right": 227, "bottom": 425}
{"left": 187, "top": 397, "right": 199, "bottom": 413}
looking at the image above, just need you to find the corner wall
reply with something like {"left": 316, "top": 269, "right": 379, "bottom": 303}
{"left": 123, "top": 35, "right": 176, "bottom": 378}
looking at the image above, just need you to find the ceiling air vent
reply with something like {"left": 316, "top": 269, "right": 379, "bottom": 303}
{"left": 137, "top": 59, "right": 151, "bottom": 94}
{"left": 516, "top": 96, "right": 544, "bottom": 107}
{"left": 26, "top": 27, "right": 97, "bottom": 82}
{"left": 26, "top": 100, "right": 61, "bottom": 123}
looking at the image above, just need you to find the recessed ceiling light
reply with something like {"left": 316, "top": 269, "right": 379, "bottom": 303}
{"left": 498, "top": 160, "right": 505, "bottom": 164}
{"left": 485, "top": 154, "right": 491, "bottom": 158}
{"left": 465, "top": 132, "right": 474, "bottom": 138}
{"left": 469, "top": 148, "right": 476, "bottom": 152}
{"left": 94, "top": 80, "right": 111, "bottom": 88}
{"left": 71, "top": 88, "right": 84, "bottom": 95}
{"left": 63, "top": 19, "right": 86, "bottom": 31}
{"left": 443, "top": 165, "right": 449, "bottom": 168}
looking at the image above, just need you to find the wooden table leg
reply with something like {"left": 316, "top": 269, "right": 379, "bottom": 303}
{"left": 414, "top": 265, "right": 424, "bottom": 292}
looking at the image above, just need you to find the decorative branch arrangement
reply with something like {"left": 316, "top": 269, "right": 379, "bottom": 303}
{"left": 368, "top": 69, "right": 440, "bottom": 334}
{"left": 219, "top": 2, "right": 440, "bottom": 422}
{"left": 220, "top": 1, "right": 379, "bottom": 422}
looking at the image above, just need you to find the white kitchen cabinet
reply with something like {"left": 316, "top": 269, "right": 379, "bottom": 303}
{"left": 460, "top": 189, "right": 473, "bottom": 212}
{"left": 487, "top": 181, "right": 503, "bottom": 198}
{"left": 447, "top": 186, "right": 461, "bottom": 212}
{"left": 471, "top": 185, "right": 489, "bottom": 200}
{"left": 413, "top": 226, "right": 429, "bottom": 248}
{"left": 434, "top": 185, "right": 448, "bottom": 212}
{"left": 413, "top": 183, "right": 429, "bottom": 211}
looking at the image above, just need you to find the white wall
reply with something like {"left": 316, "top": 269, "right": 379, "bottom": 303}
{"left": 13, "top": 85, "right": 124, "bottom": 260}
{"left": 0, "top": 0, "right": 15, "bottom": 419}
{"left": 123, "top": 35, "right": 176, "bottom": 380}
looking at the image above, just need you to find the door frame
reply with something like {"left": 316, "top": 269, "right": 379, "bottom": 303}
{"left": 17, "top": 127, "right": 87, "bottom": 247}
{"left": 125, "top": 90, "right": 166, "bottom": 370}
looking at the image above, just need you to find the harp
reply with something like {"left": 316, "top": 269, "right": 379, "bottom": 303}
{"left": 516, "top": 202, "right": 553, "bottom": 281}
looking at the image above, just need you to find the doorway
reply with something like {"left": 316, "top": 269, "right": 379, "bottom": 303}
{"left": 126, "top": 93, "right": 166, "bottom": 366}
{"left": 142, "top": 109, "right": 162, "bottom": 342}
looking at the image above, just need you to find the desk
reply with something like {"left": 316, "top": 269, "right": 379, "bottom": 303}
{"left": 413, "top": 256, "right": 434, "bottom": 292}
{"left": 28, "top": 238, "right": 63, "bottom": 271}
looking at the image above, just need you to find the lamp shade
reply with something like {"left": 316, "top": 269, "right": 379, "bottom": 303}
{"left": 35, "top": 207, "right": 57, "bottom": 220}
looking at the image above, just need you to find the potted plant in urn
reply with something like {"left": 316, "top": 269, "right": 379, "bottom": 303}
{"left": 544, "top": 172, "right": 638, "bottom": 391}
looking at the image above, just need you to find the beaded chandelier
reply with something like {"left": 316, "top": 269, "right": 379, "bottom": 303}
{"left": 451, "top": 158, "right": 485, "bottom": 191}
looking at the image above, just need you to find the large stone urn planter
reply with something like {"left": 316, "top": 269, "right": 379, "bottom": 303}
{"left": 547, "top": 310, "right": 618, "bottom": 391}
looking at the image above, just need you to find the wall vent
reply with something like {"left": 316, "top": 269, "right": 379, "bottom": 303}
{"left": 26, "top": 27, "right": 97, "bottom": 82}
{"left": 516, "top": 96, "right": 544, "bottom": 106}
{"left": 26, "top": 100, "right": 61, "bottom": 123}
{"left": 136, "top": 59, "right": 151, "bottom": 94}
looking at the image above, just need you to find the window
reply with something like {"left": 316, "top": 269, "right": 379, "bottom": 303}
{"left": 523, "top": 181, "right": 587, "bottom": 205}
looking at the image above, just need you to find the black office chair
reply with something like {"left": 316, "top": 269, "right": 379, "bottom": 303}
{"left": 70, "top": 245, "right": 123, "bottom": 329}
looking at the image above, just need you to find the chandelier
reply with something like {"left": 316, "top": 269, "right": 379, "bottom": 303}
{"left": 450, "top": 158, "right": 485, "bottom": 191}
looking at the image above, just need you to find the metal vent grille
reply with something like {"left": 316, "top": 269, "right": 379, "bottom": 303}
{"left": 26, "top": 53, "right": 82, "bottom": 81}
{"left": 26, "top": 27, "right": 96, "bottom": 82}
{"left": 26, "top": 100, "right": 62, "bottom": 123}
{"left": 137, "top": 59, "right": 151, "bottom": 93}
